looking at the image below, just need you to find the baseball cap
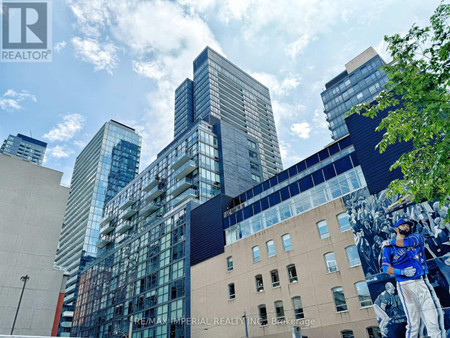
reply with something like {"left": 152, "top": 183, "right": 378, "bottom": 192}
{"left": 394, "top": 217, "right": 415, "bottom": 228}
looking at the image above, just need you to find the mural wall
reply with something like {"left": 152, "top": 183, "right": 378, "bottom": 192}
{"left": 343, "top": 187, "right": 449, "bottom": 337}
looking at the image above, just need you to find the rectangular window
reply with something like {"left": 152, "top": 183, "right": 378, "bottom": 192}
{"left": 227, "top": 256, "right": 233, "bottom": 271}
{"left": 282, "top": 234, "right": 292, "bottom": 251}
{"left": 292, "top": 296, "right": 304, "bottom": 319}
{"left": 266, "top": 240, "right": 275, "bottom": 257}
{"left": 249, "top": 150, "right": 258, "bottom": 159}
{"left": 355, "top": 281, "right": 373, "bottom": 307}
{"left": 287, "top": 264, "right": 298, "bottom": 283}
{"left": 258, "top": 305, "right": 268, "bottom": 326}
{"left": 274, "top": 300, "right": 285, "bottom": 322}
{"left": 332, "top": 287, "right": 348, "bottom": 312}
{"left": 228, "top": 283, "right": 235, "bottom": 300}
{"left": 324, "top": 252, "right": 339, "bottom": 273}
{"left": 345, "top": 246, "right": 361, "bottom": 267}
{"left": 317, "top": 220, "right": 330, "bottom": 239}
{"left": 248, "top": 140, "right": 257, "bottom": 149}
{"left": 252, "top": 246, "right": 260, "bottom": 263}
{"left": 270, "top": 270, "right": 280, "bottom": 288}
{"left": 337, "top": 213, "right": 351, "bottom": 232}
{"left": 252, "top": 173, "right": 261, "bottom": 183}
{"left": 255, "top": 275, "right": 264, "bottom": 292}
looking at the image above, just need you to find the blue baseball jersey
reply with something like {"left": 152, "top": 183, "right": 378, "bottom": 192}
{"left": 382, "top": 233, "right": 428, "bottom": 281}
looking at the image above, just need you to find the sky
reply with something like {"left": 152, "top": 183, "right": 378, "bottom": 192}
{"left": 0, "top": 0, "right": 441, "bottom": 186}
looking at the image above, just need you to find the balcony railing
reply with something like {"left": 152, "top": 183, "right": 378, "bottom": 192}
{"left": 119, "top": 197, "right": 134, "bottom": 210}
{"left": 173, "top": 160, "right": 196, "bottom": 180}
{"left": 142, "top": 177, "right": 161, "bottom": 192}
{"left": 172, "top": 188, "right": 197, "bottom": 207}
{"left": 171, "top": 152, "right": 192, "bottom": 170}
{"left": 140, "top": 201, "right": 162, "bottom": 217}
{"left": 115, "top": 234, "right": 129, "bottom": 244}
{"left": 120, "top": 205, "right": 138, "bottom": 220}
{"left": 144, "top": 184, "right": 164, "bottom": 202}
{"left": 100, "top": 222, "right": 114, "bottom": 235}
{"left": 168, "top": 178, "right": 192, "bottom": 197}
{"left": 98, "top": 235, "right": 113, "bottom": 249}
{"left": 116, "top": 220, "right": 132, "bottom": 234}
{"left": 99, "top": 214, "right": 114, "bottom": 226}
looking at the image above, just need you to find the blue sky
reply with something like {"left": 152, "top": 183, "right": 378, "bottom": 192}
{"left": 0, "top": 0, "right": 440, "bottom": 185}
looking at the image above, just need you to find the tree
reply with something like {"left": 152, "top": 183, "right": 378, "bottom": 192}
{"left": 351, "top": 3, "right": 449, "bottom": 215}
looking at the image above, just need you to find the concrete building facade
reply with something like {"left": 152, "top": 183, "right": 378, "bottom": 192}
{"left": 191, "top": 198, "right": 379, "bottom": 338}
{"left": 0, "top": 154, "right": 69, "bottom": 336}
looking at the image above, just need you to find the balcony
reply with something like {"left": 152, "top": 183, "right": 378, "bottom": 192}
{"left": 142, "top": 177, "right": 160, "bottom": 192}
{"left": 98, "top": 235, "right": 113, "bottom": 249}
{"left": 62, "top": 311, "right": 74, "bottom": 318}
{"left": 116, "top": 234, "right": 128, "bottom": 244}
{"left": 140, "top": 201, "right": 161, "bottom": 217}
{"left": 173, "top": 160, "right": 196, "bottom": 180}
{"left": 100, "top": 222, "right": 114, "bottom": 235}
{"left": 120, "top": 205, "right": 138, "bottom": 220}
{"left": 168, "top": 178, "right": 192, "bottom": 197}
{"left": 171, "top": 152, "right": 192, "bottom": 170}
{"left": 99, "top": 214, "right": 114, "bottom": 226}
{"left": 119, "top": 198, "right": 134, "bottom": 210}
{"left": 173, "top": 188, "right": 197, "bottom": 207}
{"left": 144, "top": 184, "right": 164, "bottom": 202}
{"left": 116, "top": 220, "right": 132, "bottom": 234}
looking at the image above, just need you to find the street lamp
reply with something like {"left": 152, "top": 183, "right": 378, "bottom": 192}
{"left": 11, "top": 275, "right": 30, "bottom": 335}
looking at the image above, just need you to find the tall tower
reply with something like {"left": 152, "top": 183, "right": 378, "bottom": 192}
{"left": 0, "top": 133, "right": 47, "bottom": 165}
{"left": 55, "top": 120, "right": 141, "bottom": 335}
{"left": 320, "top": 47, "right": 389, "bottom": 140}
{"left": 174, "top": 47, "right": 283, "bottom": 179}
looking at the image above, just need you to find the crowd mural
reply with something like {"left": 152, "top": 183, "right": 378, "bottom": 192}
{"left": 343, "top": 187, "right": 450, "bottom": 337}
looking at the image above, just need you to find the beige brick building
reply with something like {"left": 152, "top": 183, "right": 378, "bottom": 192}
{"left": 191, "top": 198, "right": 379, "bottom": 337}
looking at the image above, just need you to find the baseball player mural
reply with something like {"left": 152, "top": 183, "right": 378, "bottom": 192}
{"left": 342, "top": 187, "right": 450, "bottom": 338}
{"left": 382, "top": 218, "right": 443, "bottom": 337}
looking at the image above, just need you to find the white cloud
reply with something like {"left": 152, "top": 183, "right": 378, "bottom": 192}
{"left": 43, "top": 113, "right": 86, "bottom": 142}
{"left": 0, "top": 89, "right": 36, "bottom": 112}
{"left": 279, "top": 141, "right": 302, "bottom": 168}
{"left": 313, "top": 108, "right": 328, "bottom": 130}
{"left": 251, "top": 72, "right": 301, "bottom": 96}
{"left": 68, "top": 0, "right": 223, "bottom": 167}
{"left": 46, "top": 145, "right": 73, "bottom": 159}
{"left": 290, "top": 122, "right": 311, "bottom": 139}
{"left": 54, "top": 41, "right": 67, "bottom": 53}
{"left": 72, "top": 37, "right": 118, "bottom": 74}
{"left": 375, "top": 37, "right": 392, "bottom": 63}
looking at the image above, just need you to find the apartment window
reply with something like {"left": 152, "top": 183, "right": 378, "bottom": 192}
{"left": 258, "top": 305, "right": 268, "bottom": 326}
{"left": 266, "top": 240, "right": 275, "bottom": 257}
{"left": 249, "top": 150, "right": 258, "bottom": 159}
{"left": 248, "top": 139, "right": 257, "bottom": 149}
{"left": 228, "top": 283, "right": 235, "bottom": 300}
{"left": 366, "top": 326, "right": 382, "bottom": 338}
{"left": 337, "top": 213, "right": 351, "bottom": 232}
{"left": 341, "top": 330, "right": 354, "bottom": 338}
{"left": 355, "top": 281, "right": 373, "bottom": 307}
{"left": 270, "top": 270, "right": 280, "bottom": 288}
{"left": 252, "top": 246, "right": 260, "bottom": 263}
{"left": 324, "top": 252, "right": 339, "bottom": 273}
{"left": 287, "top": 264, "right": 298, "bottom": 283}
{"left": 292, "top": 296, "right": 304, "bottom": 319}
{"left": 251, "top": 173, "right": 261, "bottom": 183}
{"left": 274, "top": 300, "right": 285, "bottom": 322}
{"left": 317, "top": 220, "right": 330, "bottom": 239}
{"left": 332, "top": 287, "right": 348, "bottom": 312}
{"left": 255, "top": 275, "right": 264, "bottom": 292}
{"left": 250, "top": 162, "right": 259, "bottom": 171}
{"left": 345, "top": 245, "right": 361, "bottom": 267}
{"left": 282, "top": 234, "right": 292, "bottom": 251}
{"left": 227, "top": 256, "right": 233, "bottom": 271}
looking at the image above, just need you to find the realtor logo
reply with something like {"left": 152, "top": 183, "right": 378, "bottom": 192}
{"left": 1, "top": 1, "right": 52, "bottom": 62}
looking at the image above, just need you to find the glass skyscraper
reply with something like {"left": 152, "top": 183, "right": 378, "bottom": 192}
{"left": 0, "top": 133, "right": 47, "bottom": 165}
{"left": 321, "top": 47, "right": 389, "bottom": 140}
{"left": 55, "top": 120, "right": 141, "bottom": 336}
{"left": 71, "top": 48, "right": 280, "bottom": 338}
{"left": 175, "top": 47, "right": 283, "bottom": 179}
